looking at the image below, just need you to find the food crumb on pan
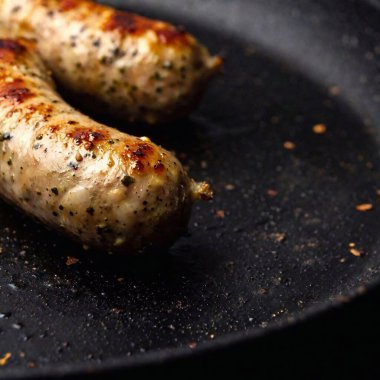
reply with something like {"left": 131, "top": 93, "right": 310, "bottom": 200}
{"left": 312, "top": 123, "right": 327, "bottom": 134}
{"left": 329, "top": 85, "right": 341, "bottom": 96}
{"left": 356, "top": 285, "right": 367, "bottom": 295}
{"left": 258, "top": 287, "right": 269, "bottom": 295}
{"left": 283, "top": 141, "right": 296, "bottom": 150}
{"left": 188, "top": 342, "right": 197, "bottom": 349}
{"left": 66, "top": 256, "right": 79, "bottom": 266}
{"left": 215, "top": 210, "right": 225, "bottom": 219}
{"left": 224, "top": 183, "right": 236, "bottom": 191}
{"left": 350, "top": 248, "right": 363, "bottom": 257}
{"left": 111, "top": 308, "right": 125, "bottom": 314}
{"left": 0, "top": 353, "right": 11, "bottom": 366}
{"left": 267, "top": 189, "right": 278, "bottom": 197}
{"left": 272, "top": 233, "right": 286, "bottom": 243}
{"left": 355, "top": 203, "right": 373, "bottom": 212}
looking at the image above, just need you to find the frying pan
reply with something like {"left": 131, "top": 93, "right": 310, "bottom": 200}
{"left": 1, "top": 0, "right": 380, "bottom": 378}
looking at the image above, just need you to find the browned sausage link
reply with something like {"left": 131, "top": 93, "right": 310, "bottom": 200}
{"left": 0, "top": 38, "right": 212, "bottom": 253}
{"left": 0, "top": 0, "right": 222, "bottom": 123}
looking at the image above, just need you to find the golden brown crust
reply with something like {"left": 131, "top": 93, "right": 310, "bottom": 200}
{"left": 0, "top": 78, "right": 33, "bottom": 103}
{"left": 103, "top": 11, "right": 190, "bottom": 45}
{"left": 39, "top": 0, "right": 192, "bottom": 45}
{"left": 0, "top": 39, "right": 28, "bottom": 63}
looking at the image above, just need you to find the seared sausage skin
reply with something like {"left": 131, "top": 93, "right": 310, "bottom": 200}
{"left": 0, "top": 0, "right": 221, "bottom": 123}
{"left": 0, "top": 39, "right": 212, "bottom": 253}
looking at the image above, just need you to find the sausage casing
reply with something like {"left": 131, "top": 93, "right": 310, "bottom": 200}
{"left": 0, "top": 38, "right": 212, "bottom": 253}
{"left": 0, "top": 0, "right": 221, "bottom": 123}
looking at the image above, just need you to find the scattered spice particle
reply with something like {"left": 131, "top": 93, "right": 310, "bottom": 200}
{"left": 350, "top": 248, "right": 363, "bottom": 257}
{"left": 267, "top": 189, "right": 278, "bottom": 197}
{"left": 356, "top": 203, "right": 373, "bottom": 212}
{"left": 0, "top": 353, "right": 11, "bottom": 366}
{"left": 188, "top": 342, "right": 197, "bottom": 349}
{"left": 313, "top": 123, "right": 327, "bottom": 134}
{"left": 258, "top": 287, "right": 269, "bottom": 295}
{"left": 176, "top": 300, "right": 188, "bottom": 310}
{"left": 215, "top": 210, "right": 225, "bottom": 219}
{"left": 75, "top": 152, "right": 83, "bottom": 162}
{"left": 336, "top": 295, "right": 351, "bottom": 303}
{"left": 283, "top": 141, "right": 296, "bottom": 150}
{"left": 117, "top": 277, "right": 125, "bottom": 283}
{"left": 329, "top": 85, "right": 341, "bottom": 96}
{"left": 376, "top": 189, "right": 380, "bottom": 196}
{"left": 66, "top": 256, "right": 79, "bottom": 266}
{"left": 349, "top": 242, "right": 356, "bottom": 248}
{"left": 121, "top": 175, "right": 135, "bottom": 187}
{"left": 225, "top": 183, "right": 235, "bottom": 191}
{"left": 357, "top": 286, "right": 367, "bottom": 295}
{"left": 111, "top": 308, "right": 125, "bottom": 314}
{"left": 273, "top": 233, "right": 286, "bottom": 243}
{"left": 200, "top": 160, "right": 208, "bottom": 169}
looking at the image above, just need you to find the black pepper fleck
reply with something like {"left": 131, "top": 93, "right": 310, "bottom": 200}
{"left": 121, "top": 175, "right": 135, "bottom": 187}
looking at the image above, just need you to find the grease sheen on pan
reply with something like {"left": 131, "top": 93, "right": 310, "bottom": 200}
{"left": 0, "top": 0, "right": 222, "bottom": 123}
{"left": 0, "top": 38, "right": 212, "bottom": 253}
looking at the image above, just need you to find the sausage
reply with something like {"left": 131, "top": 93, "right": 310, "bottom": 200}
{"left": 0, "top": 38, "right": 213, "bottom": 253}
{"left": 0, "top": 0, "right": 222, "bottom": 124}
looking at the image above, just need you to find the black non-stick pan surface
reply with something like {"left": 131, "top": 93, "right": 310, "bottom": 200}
{"left": 1, "top": 0, "right": 380, "bottom": 378}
